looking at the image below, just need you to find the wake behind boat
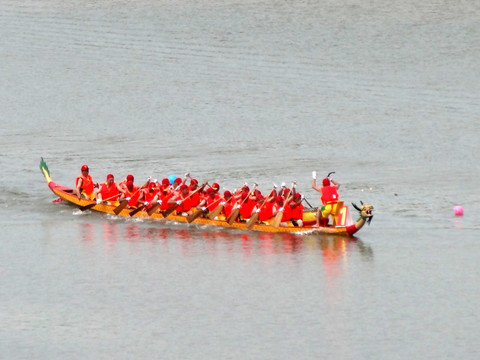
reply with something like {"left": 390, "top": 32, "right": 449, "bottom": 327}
{"left": 39, "top": 158, "right": 373, "bottom": 236}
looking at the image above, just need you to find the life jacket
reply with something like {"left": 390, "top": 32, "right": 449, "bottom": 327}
{"left": 321, "top": 186, "right": 339, "bottom": 204}
{"left": 205, "top": 194, "right": 221, "bottom": 211}
{"left": 99, "top": 181, "right": 119, "bottom": 201}
{"left": 76, "top": 174, "right": 94, "bottom": 196}
{"left": 189, "top": 187, "right": 201, "bottom": 207}
{"left": 281, "top": 203, "right": 292, "bottom": 222}
{"left": 259, "top": 201, "right": 274, "bottom": 221}
{"left": 175, "top": 195, "right": 193, "bottom": 213}
{"left": 290, "top": 202, "right": 304, "bottom": 220}
{"left": 122, "top": 186, "right": 140, "bottom": 207}
{"left": 222, "top": 201, "right": 234, "bottom": 218}
{"left": 239, "top": 199, "right": 256, "bottom": 219}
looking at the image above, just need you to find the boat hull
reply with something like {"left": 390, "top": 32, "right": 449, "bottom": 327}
{"left": 40, "top": 159, "right": 366, "bottom": 236}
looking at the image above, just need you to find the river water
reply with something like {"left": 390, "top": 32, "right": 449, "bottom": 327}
{"left": 1, "top": 1, "right": 479, "bottom": 359}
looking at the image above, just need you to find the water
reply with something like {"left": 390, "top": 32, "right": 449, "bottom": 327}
{"left": 1, "top": 1, "right": 479, "bottom": 359}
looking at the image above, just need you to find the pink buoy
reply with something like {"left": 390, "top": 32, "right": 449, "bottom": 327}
{"left": 454, "top": 205, "right": 464, "bottom": 216}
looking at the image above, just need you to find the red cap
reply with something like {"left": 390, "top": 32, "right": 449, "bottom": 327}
{"left": 127, "top": 174, "right": 134, "bottom": 182}
{"left": 126, "top": 180, "right": 134, "bottom": 189}
{"left": 190, "top": 178, "right": 198, "bottom": 185}
{"left": 294, "top": 193, "right": 301, "bottom": 199}
{"left": 162, "top": 178, "right": 170, "bottom": 186}
{"left": 241, "top": 191, "right": 248, "bottom": 200}
{"left": 106, "top": 174, "right": 114, "bottom": 180}
{"left": 174, "top": 178, "right": 182, "bottom": 185}
{"left": 81, "top": 165, "right": 89, "bottom": 171}
{"left": 322, "top": 178, "right": 330, "bottom": 186}
{"left": 180, "top": 184, "right": 189, "bottom": 191}
{"left": 206, "top": 187, "right": 215, "bottom": 194}
{"left": 224, "top": 190, "right": 232, "bottom": 198}
{"left": 211, "top": 182, "right": 219, "bottom": 191}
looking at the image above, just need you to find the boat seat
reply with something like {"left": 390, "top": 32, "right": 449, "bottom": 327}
{"left": 331, "top": 201, "right": 344, "bottom": 226}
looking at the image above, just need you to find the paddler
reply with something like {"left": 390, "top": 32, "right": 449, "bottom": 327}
{"left": 96, "top": 173, "right": 123, "bottom": 205}
{"left": 289, "top": 193, "right": 304, "bottom": 227}
{"left": 75, "top": 164, "right": 98, "bottom": 200}
{"left": 119, "top": 180, "right": 141, "bottom": 208}
{"left": 312, "top": 171, "right": 340, "bottom": 227}
{"left": 169, "top": 184, "right": 194, "bottom": 216}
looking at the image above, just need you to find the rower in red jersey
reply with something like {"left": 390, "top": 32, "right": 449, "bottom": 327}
{"left": 96, "top": 174, "right": 123, "bottom": 205}
{"left": 272, "top": 195, "right": 293, "bottom": 226}
{"left": 119, "top": 180, "right": 141, "bottom": 208}
{"left": 289, "top": 193, "right": 305, "bottom": 227}
{"left": 197, "top": 187, "right": 222, "bottom": 213}
{"left": 139, "top": 181, "right": 159, "bottom": 209}
{"left": 221, "top": 190, "right": 234, "bottom": 219}
{"left": 75, "top": 164, "right": 98, "bottom": 200}
{"left": 238, "top": 190, "right": 257, "bottom": 221}
{"left": 169, "top": 184, "right": 194, "bottom": 216}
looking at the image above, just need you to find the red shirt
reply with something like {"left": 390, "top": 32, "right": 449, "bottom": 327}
{"left": 76, "top": 174, "right": 94, "bottom": 195}
{"left": 259, "top": 201, "right": 274, "bottom": 221}
{"left": 321, "top": 186, "right": 339, "bottom": 204}
{"left": 98, "top": 181, "right": 119, "bottom": 201}
{"left": 290, "top": 202, "right": 304, "bottom": 220}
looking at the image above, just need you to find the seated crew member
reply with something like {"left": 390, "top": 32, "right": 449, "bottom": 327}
{"left": 238, "top": 190, "right": 256, "bottom": 221}
{"left": 96, "top": 174, "right": 123, "bottom": 205}
{"left": 119, "top": 180, "right": 141, "bottom": 208}
{"left": 221, "top": 190, "right": 234, "bottom": 219}
{"left": 197, "top": 187, "right": 221, "bottom": 214}
{"left": 312, "top": 171, "right": 340, "bottom": 227}
{"left": 289, "top": 193, "right": 305, "bottom": 227}
{"left": 119, "top": 174, "right": 135, "bottom": 192}
{"left": 75, "top": 164, "right": 98, "bottom": 200}
{"left": 139, "top": 181, "right": 159, "bottom": 209}
{"left": 272, "top": 195, "right": 293, "bottom": 226}
{"left": 169, "top": 184, "right": 194, "bottom": 216}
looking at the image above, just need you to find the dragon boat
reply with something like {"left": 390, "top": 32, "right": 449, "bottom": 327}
{"left": 40, "top": 158, "right": 373, "bottom": 236}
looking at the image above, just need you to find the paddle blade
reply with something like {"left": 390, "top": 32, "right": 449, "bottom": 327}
{"left": 113, "top": 200, "right": 128, "bottom": 215}
{"left": 246, "top": 212, "right": 259, "bottom": 230}
{"left": 271, "top": 211, "right": 283, "bottom": 228}
{"left": 187, "top": 209, "right": 205, "bottom": 223}
{"left": 79, "top": 203, "right": 96, "bottom": 212}
{"left": 146, "top": 203, "right": 160, "bottom": 216}
{"left": 226, "top": 208, "right": 239, "bottom": 225}
{"left": 208, "top": 204, "right": 223, "bottom": 220}
{"left": 162, "top": 204, "right": 177, "bottom": 218}
{"left": 129, "top": 205, "right": 145, "bottom": 217}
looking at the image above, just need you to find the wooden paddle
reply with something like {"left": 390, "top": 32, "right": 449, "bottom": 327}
{"left": 208, "top": 203, "right": 224, "bottom": 220}
{"left": 146, "top": 202, "right": 160, "bottom": 216}
{"left": 271, "top": 183, "right": 295, "bottom": 228}
{"left": 186, "top": 207, "right": 207, "bottom": 223}
{"left": 129, "top": 204, "right": 146, "bottom": 217}
{"left": 79, "top": 193, "right": 120, "bottom": 211}
{"left": 227, "top": 184, "right": 257, "bottom": 225}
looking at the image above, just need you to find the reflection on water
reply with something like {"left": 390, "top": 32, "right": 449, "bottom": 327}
{"left": 78, "top": 221, "right": 373, "bottom": 262}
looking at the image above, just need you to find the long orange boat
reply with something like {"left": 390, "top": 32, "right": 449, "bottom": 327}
{"left": 40, "top": 158, "right": 373, "bottom": 236}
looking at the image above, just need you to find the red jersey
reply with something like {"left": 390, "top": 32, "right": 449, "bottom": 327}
{"left": 321, "top": 186, "right": 339, "bottom": 204}
{"left": 122, "top": 186, "right": 140, "bottom": 207}
{"left": 290, "top": 202, "right": 304, "bottom": 220}
{"left": 98, "top": 181, "right": 119, "bottom": 201}
{"left": 175, "top": 194, "right": 193, "bottom": 213}
{"left": 239, "top": 199, "right": 256, "bottom": 219}
{"left": 76, "top": 174, "right": 94, "bottom": 196}
{"left": 258, "top": 201, "right": 274, "bottom": 221}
